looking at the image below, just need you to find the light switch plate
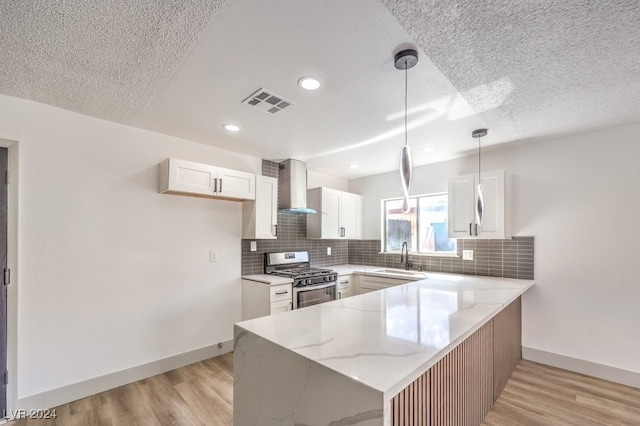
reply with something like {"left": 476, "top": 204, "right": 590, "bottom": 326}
{"left": 327, "top": 247, "right": 331, "bottom": 255}
{"left": 462, "top": 250, "right": 474, "bottom": 260}
{"left": 250, "top": 241, "right": 257, "bottom": 252}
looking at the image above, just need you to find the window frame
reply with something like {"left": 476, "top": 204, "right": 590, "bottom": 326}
{"left": 380, "top": 192, "right": 458, "bottom": 256}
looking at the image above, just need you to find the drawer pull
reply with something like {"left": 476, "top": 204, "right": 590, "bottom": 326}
{"left": 275, "top": 290, "right": 289, "bottom": 295}
{"left": 340, "top": 280, "right": 349, "bottom": 284}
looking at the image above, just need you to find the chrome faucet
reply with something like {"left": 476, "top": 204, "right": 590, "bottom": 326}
{"left": 400, "top": 241, "right": 412, "bottom": 270}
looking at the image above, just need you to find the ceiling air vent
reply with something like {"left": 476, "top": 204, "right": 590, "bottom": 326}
{"left": 242, "top": 88, "right": 293, "bottom": 114}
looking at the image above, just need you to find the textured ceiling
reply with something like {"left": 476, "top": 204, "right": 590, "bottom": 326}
{"left": 383, "top": 0, "right": 640, "bottom": 145}
{"left": 0, "top": 0, "right": 225, "bottom": 123}
{"left": 1, "top": 0, "right": 639, "bottom": 179}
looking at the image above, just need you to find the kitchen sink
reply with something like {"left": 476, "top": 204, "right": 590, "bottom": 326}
{"left": 370, "top": 268, "right": 428, "bottom": 279}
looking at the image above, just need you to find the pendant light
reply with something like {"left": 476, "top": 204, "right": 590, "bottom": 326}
{"left": 395, "top": 49, "right": 418, "bottom": 214}
{"left": 472, "top": 128, "right": 488, "bottom": 226}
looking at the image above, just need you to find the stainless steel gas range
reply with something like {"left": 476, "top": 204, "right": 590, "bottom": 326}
{"left": 265, "top": 251, "right": 337, "bottom": 309}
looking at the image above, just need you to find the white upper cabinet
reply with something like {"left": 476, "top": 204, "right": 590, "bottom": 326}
{"left": 448, "top": 169, "right": 510, "bottom": 239}
{"left": 242, "top": 175, "right": 278, "bottom": 239}
{"left": 340, "top": 191, "right": 362, "bottom": 239}
{"left": 159, "top": 158, "right": 255, "bottom": 201}
{"left": 306, "top": 187, "right": 362, "bottom": 239}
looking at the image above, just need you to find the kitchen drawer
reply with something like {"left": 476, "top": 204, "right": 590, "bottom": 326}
{"left": 337, "top": 278, "right": 351, "bottom": 289}
{"left": 270, "top": 284, "right": 292, "bottom": 303}
{"left": 337, "top": 275, "right": 353, "bottom": 299}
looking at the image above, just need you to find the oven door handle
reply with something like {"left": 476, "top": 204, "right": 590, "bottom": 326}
{"left": 294, "top": 282, "right": 336, "bottom": 291}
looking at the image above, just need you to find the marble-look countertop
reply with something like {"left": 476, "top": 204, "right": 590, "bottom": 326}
{"left": 236, "top": 273, "right": 533, "bottom": 398}
{"left": 331, "top": 264, "right": 368, "bottom": 275}
{"left": 241, "top": 274, "right": 293, "bottom": 285}
{"left": 243, "top": 264, "right": 422, "bottom": 283}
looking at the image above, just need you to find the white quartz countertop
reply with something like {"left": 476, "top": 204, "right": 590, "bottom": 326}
{"left": 243, "top": 264, "right": 422, "bottom": 283}
{"left": 236, "top": 273, "right": 533, "bottom": 398}
{"left": 241, "top": 274, "right": 293, "bottom": 285}
{"left": 331, "top": 264, "right": 368, "bottom": 275}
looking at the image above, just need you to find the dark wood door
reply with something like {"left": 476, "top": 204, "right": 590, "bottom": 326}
{"left": 0, "top": 147, "right": 7, "bottom": 415}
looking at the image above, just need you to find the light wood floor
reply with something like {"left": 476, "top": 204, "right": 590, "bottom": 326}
{"left": 482, "top": 360, "right": 640, "bottom": 426}
{"left": 8, "top": 355, "right": 640, "bottom": 425}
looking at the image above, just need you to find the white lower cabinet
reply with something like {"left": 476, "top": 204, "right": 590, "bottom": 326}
{"left": 337, "top": 275, "right": 354, "bottom": 299}
{"left": 241, "top": 280, "right": 292, "bottom": 320}
{"left": 358, "top": 275, "right": 414, "bottom": 294}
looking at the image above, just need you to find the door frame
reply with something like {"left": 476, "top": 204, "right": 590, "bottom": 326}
{"left": 0, "top": 139, "right": 18, "bottom": 414}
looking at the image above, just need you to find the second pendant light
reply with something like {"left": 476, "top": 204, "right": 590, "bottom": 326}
{"left": 472, "top": 128, "right": 488, "bottom": 227}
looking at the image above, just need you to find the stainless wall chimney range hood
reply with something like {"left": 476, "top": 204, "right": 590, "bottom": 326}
{"left": 278, "top": 159, "right": 317, "bottom": 214}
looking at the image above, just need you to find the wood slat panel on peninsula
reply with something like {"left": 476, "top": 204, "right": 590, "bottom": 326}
{"left": 390, "top": 297, "right": 522, "bottom": 426}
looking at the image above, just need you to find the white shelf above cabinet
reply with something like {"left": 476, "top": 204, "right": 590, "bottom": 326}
{"left": 242, "top": 175, "right": 278, "bottom": 239}
{"left": 306, "top": 187, "right": 362, "bottom": 239}
{"left": 448, "top": 169, "right": 511, "bottom": 239}
{"left": 159, "top": 158, "right": 256, "bottom": 201}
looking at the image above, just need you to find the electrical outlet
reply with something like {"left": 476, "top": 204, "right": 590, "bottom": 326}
{"left": 327, "top": 247, "right": 331, "bottom": 255}
{"left": 210, "top": 251, "right": 217, "bottom": 262}
{"left": 250, "top": 241, "right": 257, "bottom": 252}
{"left": 462, "top": 250, "right": 474, "bottom": 261}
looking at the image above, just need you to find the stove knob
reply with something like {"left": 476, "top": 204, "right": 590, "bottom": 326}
{"left": 306, "top": 278, "right": 311, "bottom": 285}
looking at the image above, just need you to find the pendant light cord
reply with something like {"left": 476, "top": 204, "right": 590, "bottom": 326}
{"left": 478, "top": 133, "right": 481, "bottom": 179}
{"left": 404, "top": 61, "right": 408, "bottom": 146}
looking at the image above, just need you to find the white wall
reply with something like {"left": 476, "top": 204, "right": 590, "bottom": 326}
{"left": 350, "top": 123, "right": 640, "bottom": 378}
{"left": 0, "top": 94, "right": 261, "bottom": 406}
{"left": 308, "top": 170, "right": 348, "bottom": 191}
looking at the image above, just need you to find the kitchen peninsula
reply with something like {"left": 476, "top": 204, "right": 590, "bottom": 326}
{"left": 234, "top": 274, "right": 533, "bottom": 425}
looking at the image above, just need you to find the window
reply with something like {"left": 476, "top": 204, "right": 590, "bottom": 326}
{"left": 382, "top": 193, "right": 457, "bottom": 255}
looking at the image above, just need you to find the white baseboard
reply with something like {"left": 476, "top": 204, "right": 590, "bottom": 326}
{"left": 16, "top": 340, "right": 233, "bottom": 412}
{"left": 522, "top": 346, "right": 640, "bottom": 389}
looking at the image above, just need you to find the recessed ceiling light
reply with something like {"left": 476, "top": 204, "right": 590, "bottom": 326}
{"left": 298, "top": 77, "right": 321, "bottom": 91}
{"left": 421, "top": 145, "right": 436, "bottom": 152}
{"left": 349, "top": 164, "right": 360, "bottom": 169}
{"left": 223, "top": 124, "right": 240, "bottom": 132}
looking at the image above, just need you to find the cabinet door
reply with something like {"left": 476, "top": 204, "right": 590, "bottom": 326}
{"left": 164, "top": 158, "right": 217, "bottom": 196}
{"left": 341, "top": 192, "right": 362, "bottom": 239}
{"left": 217, "top": 167, "right": 256, "bottom": 200}
{"left": 270, "top": 299, "right": 292, "bottom": 315}
{"left": 321, "top": 188, "right": 342, "bottom": 239}
{"left": 477, "top": 170, "right": 506, "bottom": 239}
{"left": 448, "top": 174, "right": 475, "bottom": 238}
{"left": 448, "top": 170, "right": 508, "bottom": 239}
{"left": 337, "top": 289, "right": 351, "bottom": 299}
{"left": 243, "top": 176, "right": 277, "bottom": 239}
